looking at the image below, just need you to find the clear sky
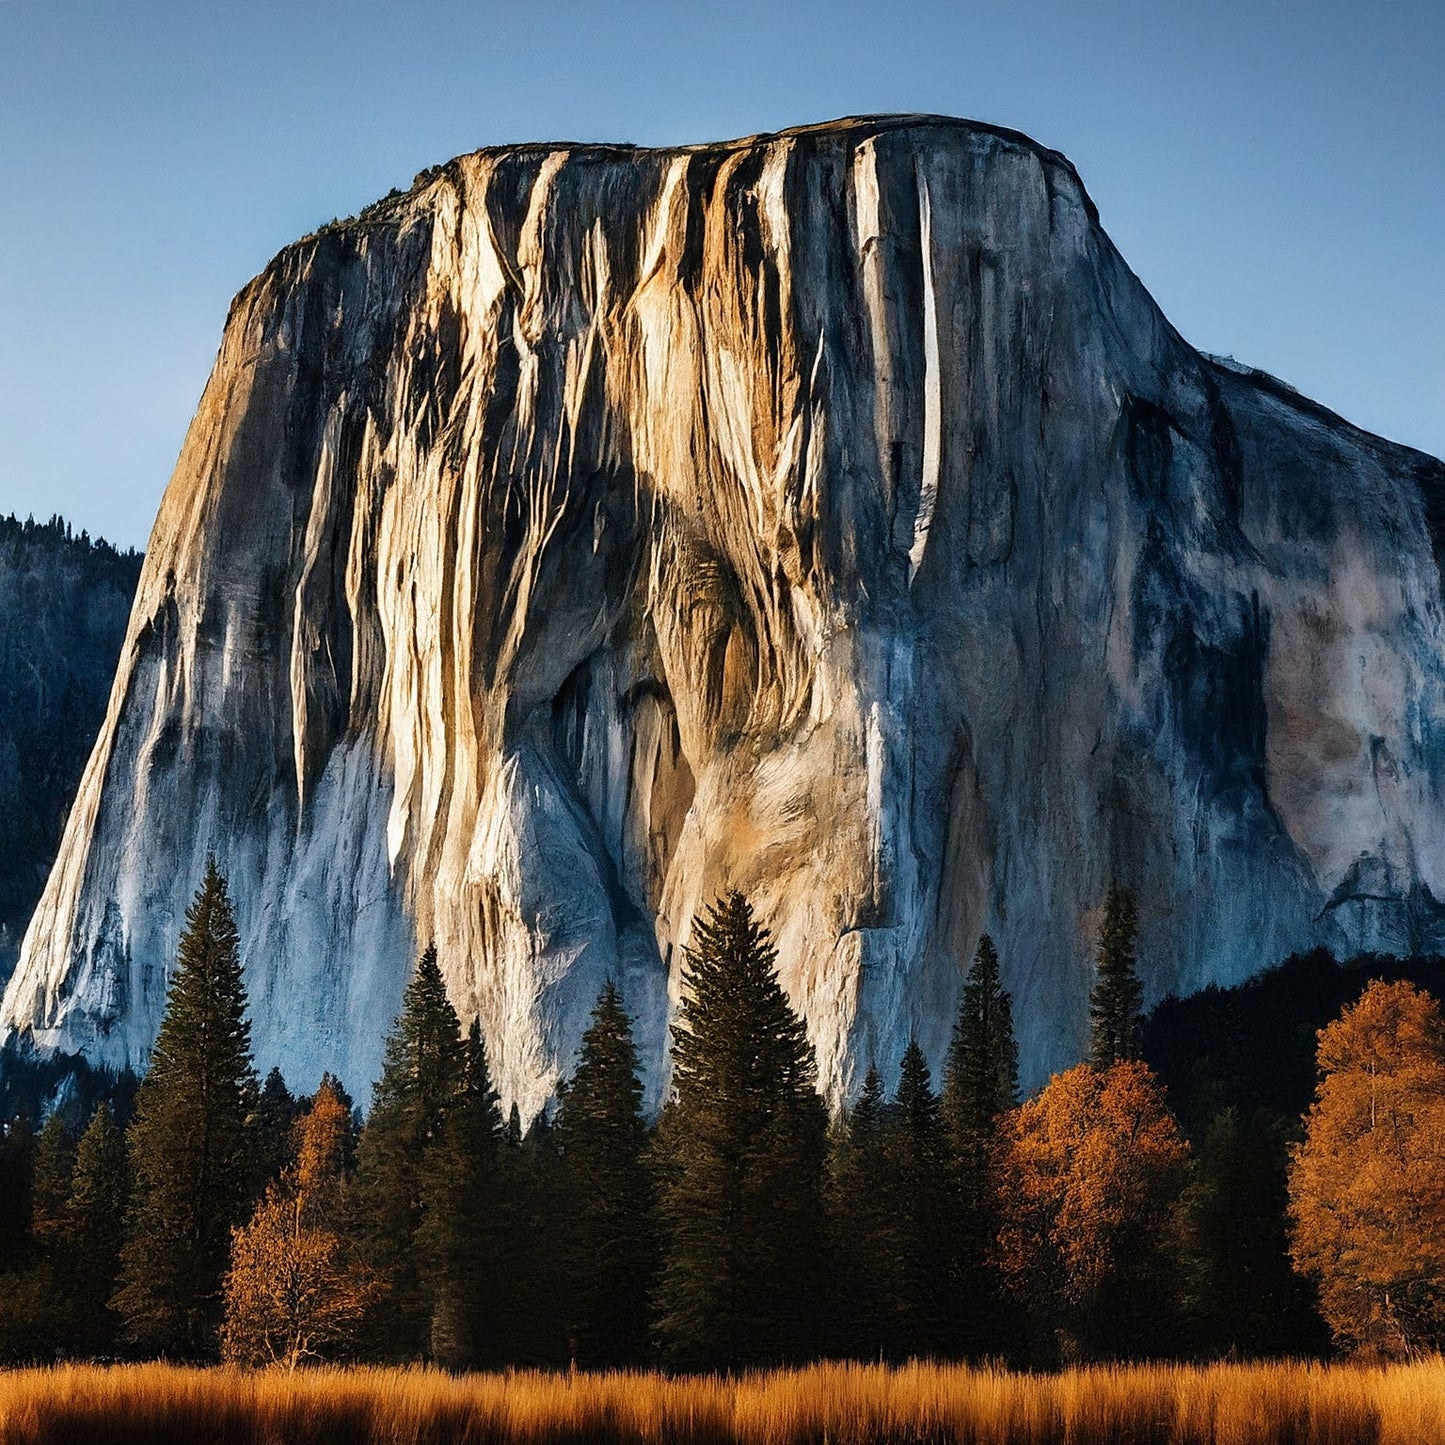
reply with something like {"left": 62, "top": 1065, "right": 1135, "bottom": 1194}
{"left": 1, "top": 0, "right": 1441, "bottom": 550}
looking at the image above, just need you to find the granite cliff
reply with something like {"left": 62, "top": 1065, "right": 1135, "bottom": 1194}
{"left": 6, "top": 116, "right": 1444, "bottom": 1114}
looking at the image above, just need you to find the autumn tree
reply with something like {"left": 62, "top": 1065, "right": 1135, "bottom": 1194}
{"left": 222, "top": 1078, "right": 380, "bottom": 1368}
{"left": 653, "top": 891, "right": 829, "bottom": 1369}
{"left": 113, "top": 859, "right": 259, "bottom": 1357}
{"left": 553, "top": 980, "right": 656, "bottom": 1367}
{"left": 1089, "top": 889, "right": 1143, "bottom": 1068}
{"left": 994, "top": 1060, "right": 1188, "bottom": 1361}
{"left": 1288, "top": 979, "right": 1445, "bottom": 1357}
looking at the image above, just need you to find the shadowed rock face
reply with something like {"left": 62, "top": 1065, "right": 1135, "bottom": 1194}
{"left": 5, "top": 115, "right": 1444, "bottom": 1114}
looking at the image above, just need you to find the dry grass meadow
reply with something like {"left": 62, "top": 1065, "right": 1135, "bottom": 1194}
{"left": 0, "top": 1358, "right": 1441, "bottom": 1444}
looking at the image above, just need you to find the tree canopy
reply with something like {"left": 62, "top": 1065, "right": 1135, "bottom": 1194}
{"left": 1289, "top": 979, "right": 1445, "bottom": 1357}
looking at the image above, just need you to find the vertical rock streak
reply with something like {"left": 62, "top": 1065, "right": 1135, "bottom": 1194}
{"left": 5, "top": 117, "right": 1445, "bottom": 1116}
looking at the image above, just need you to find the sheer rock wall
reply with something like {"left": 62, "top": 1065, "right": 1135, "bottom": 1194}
{"left": 6, "top": 116, "right": 1444, "bottom": 1113}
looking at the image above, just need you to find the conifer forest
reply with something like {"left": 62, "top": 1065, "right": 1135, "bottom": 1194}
{"left": 3, "top": 859, "right": 1444, "bottom": 1377}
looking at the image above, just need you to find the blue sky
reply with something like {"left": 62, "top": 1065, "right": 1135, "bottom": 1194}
{"left": 2, "top": 0, "right": 1441, "bottom": 549}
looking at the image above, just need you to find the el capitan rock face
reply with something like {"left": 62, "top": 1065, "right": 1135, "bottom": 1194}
{"left": 6, "top": 115, "right": 1445, "bottom": 1114}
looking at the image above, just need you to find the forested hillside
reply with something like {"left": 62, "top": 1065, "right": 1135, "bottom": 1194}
{"left": 0, "top": 516, "right": 142, "bottom": 976}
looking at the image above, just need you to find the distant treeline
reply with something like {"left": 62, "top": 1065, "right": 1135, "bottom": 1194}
{"left": 1, "top": 864, "right": 1442, "bottom": 1369}
{"left": 0, "top": 513, "right": 142, "bottom": 964}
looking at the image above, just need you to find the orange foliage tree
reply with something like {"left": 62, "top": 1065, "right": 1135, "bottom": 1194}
{"left": 993, "top": 1060, "right": 1188, "bottom": 1361}
{"left": 1288, "top": 978, "right": 1445, "bottom": 1357}
{"left": 222, "top": 1078, "right": 380, "bottom": 1368}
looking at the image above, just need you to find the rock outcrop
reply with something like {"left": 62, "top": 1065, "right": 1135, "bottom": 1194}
{"left": 5, "top": 116, "right": 1444, "bottom": 1114}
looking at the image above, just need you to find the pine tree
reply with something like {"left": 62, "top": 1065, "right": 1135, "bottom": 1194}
{"left": 827, "top": 1064, "right": 894, "bottom": 1359}
{"left": 256, "top": 1066, "right": 299, "bottom": 1188}
{"left": 1089, "top": 889, "right": 1143, "bottom": 1068}
{"left": 553, "top": 980, "right": 656, "bottom": 1367}
{"left": 881, "top": 1041, "right": 953, "bottom": 1358}
{"left": 943, "top": 935, "right": 1019, "bottom": 1171}
{"left": 62, "top": 1102, "right": 128, "bottom": 1356}
{"left": 0, "top": 1112, "right": 36, "bottom": 1272}
{"left": 941, "top": 933, "right": 1020, "bottom": 1353}
{"left": 653, "top": 891, "right": 829, "bottom": 1369}
{"left": 30, "top": 1111, "right": 76, "bottom": 1250}
{"left": 414, "top": 1019, "right": 503, "bottom": 1368}
{"left": 1176, "top": 1108, "right": 1326, "bottom": 1358}
{"left": 354, "top": 943, "right": 466, "bottom": 1360}
{"left": 501, "top": 1109, "right": 568, "bottom": 1365}
{"left": 113, "top": 858, "right": 259, "bottom": 1357}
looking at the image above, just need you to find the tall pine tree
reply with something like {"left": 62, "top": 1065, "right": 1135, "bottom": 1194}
{"left": 0, "top": 1112, "right": 36, "bottom": 1272}
{"left": 1089, "top": 888, "right": 1143, "bottom": 1068}
{"left": 63, "top": 1102, "right": 128, "bottom": 1356}
{"left": 553, "top": 980, "right": 656, "bottom": 1367}
{"left": 941, "top": 932, "right": 1020, "bottom": 1353}
{"left": 943, "top": 935, "right": 1019, "bottom": 1170}
{"left": 113, "top": 858, "right": 259, "bottom": 1357}
{"left": 414, "top": 1018, "right": 504, "bottom": 1368}
{"left": 30, "top": 1111, "right": 76, "bottom": 1250}
{"left": 881, "top": 1041, "right": 953, "bottom": 1358}
{"left": 653, "top": 891, "right": 829, "bottom": 1369}
{"left": 827, "top": 1065, "right": 894, "bottom": 1359}
{"left": 354, "top": 943, "right": 466, "bottom": 1360}
{"left": 256, "top": 1066, "right": 299, "bottom": 1188}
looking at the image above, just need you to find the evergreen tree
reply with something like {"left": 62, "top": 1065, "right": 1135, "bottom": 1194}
{"left": 256, "top": 1066, "right": 299, "bottom": 1188}
{"left": 943, "top": 935, "right": 1019, "bottom": 1170}
{"left": 500, "top": 1109, "right": 568, "bottom": 1365}
{"left": 113, "top": 858, "right": 259, "bottom": 1357}
{"left": 941, "top": 933, "right": 1020, "bottom": 1354}
{"left": 354, "top": 943, "right": 466, "bottom": 1360}
{"left": 0, "top": 1110, "right": 60, "bottom": 1360}
{"left": 653, "top": 891, "right": 829, "bottom": 1369}
{"left": 30, "top": 1111, "right": 76, "bottom": 1250}
{"left": 880, "top": 1041, "right": 953, "bottom": 1358}
{"left": 62, "top": 1102, "right": 128, "bottom": 1356}
{"left": 1090, "top": 889, "right": 1143, "bottom": 1068}
{"left": 414, "top": 1019, "right": 503, "bottom": 1368}
{"left": 827, "top": 1065, "right": 894, "bottom": 1359}
{"left": 1176, "top": 1108, "right": 1327, "bottom": 1358}
{"left": 0, "top": 1112, "right": 36, "bottom": 1272}
{"left": 553, "top": 980, "right": 656, "bottom": 1367}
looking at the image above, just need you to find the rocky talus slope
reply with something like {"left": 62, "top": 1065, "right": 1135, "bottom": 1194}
{"left": 5, "top": 117, "right": 1444, "bottom": 1112}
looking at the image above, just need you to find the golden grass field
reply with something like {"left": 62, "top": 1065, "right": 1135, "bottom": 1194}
{"left": 0, "top": 1358, "right": 1441, "bottom": 1444}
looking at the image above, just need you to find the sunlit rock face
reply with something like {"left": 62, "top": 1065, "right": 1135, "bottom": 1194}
{"left": 6, "top": 116, "right": 1444, "bottom": 1114}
